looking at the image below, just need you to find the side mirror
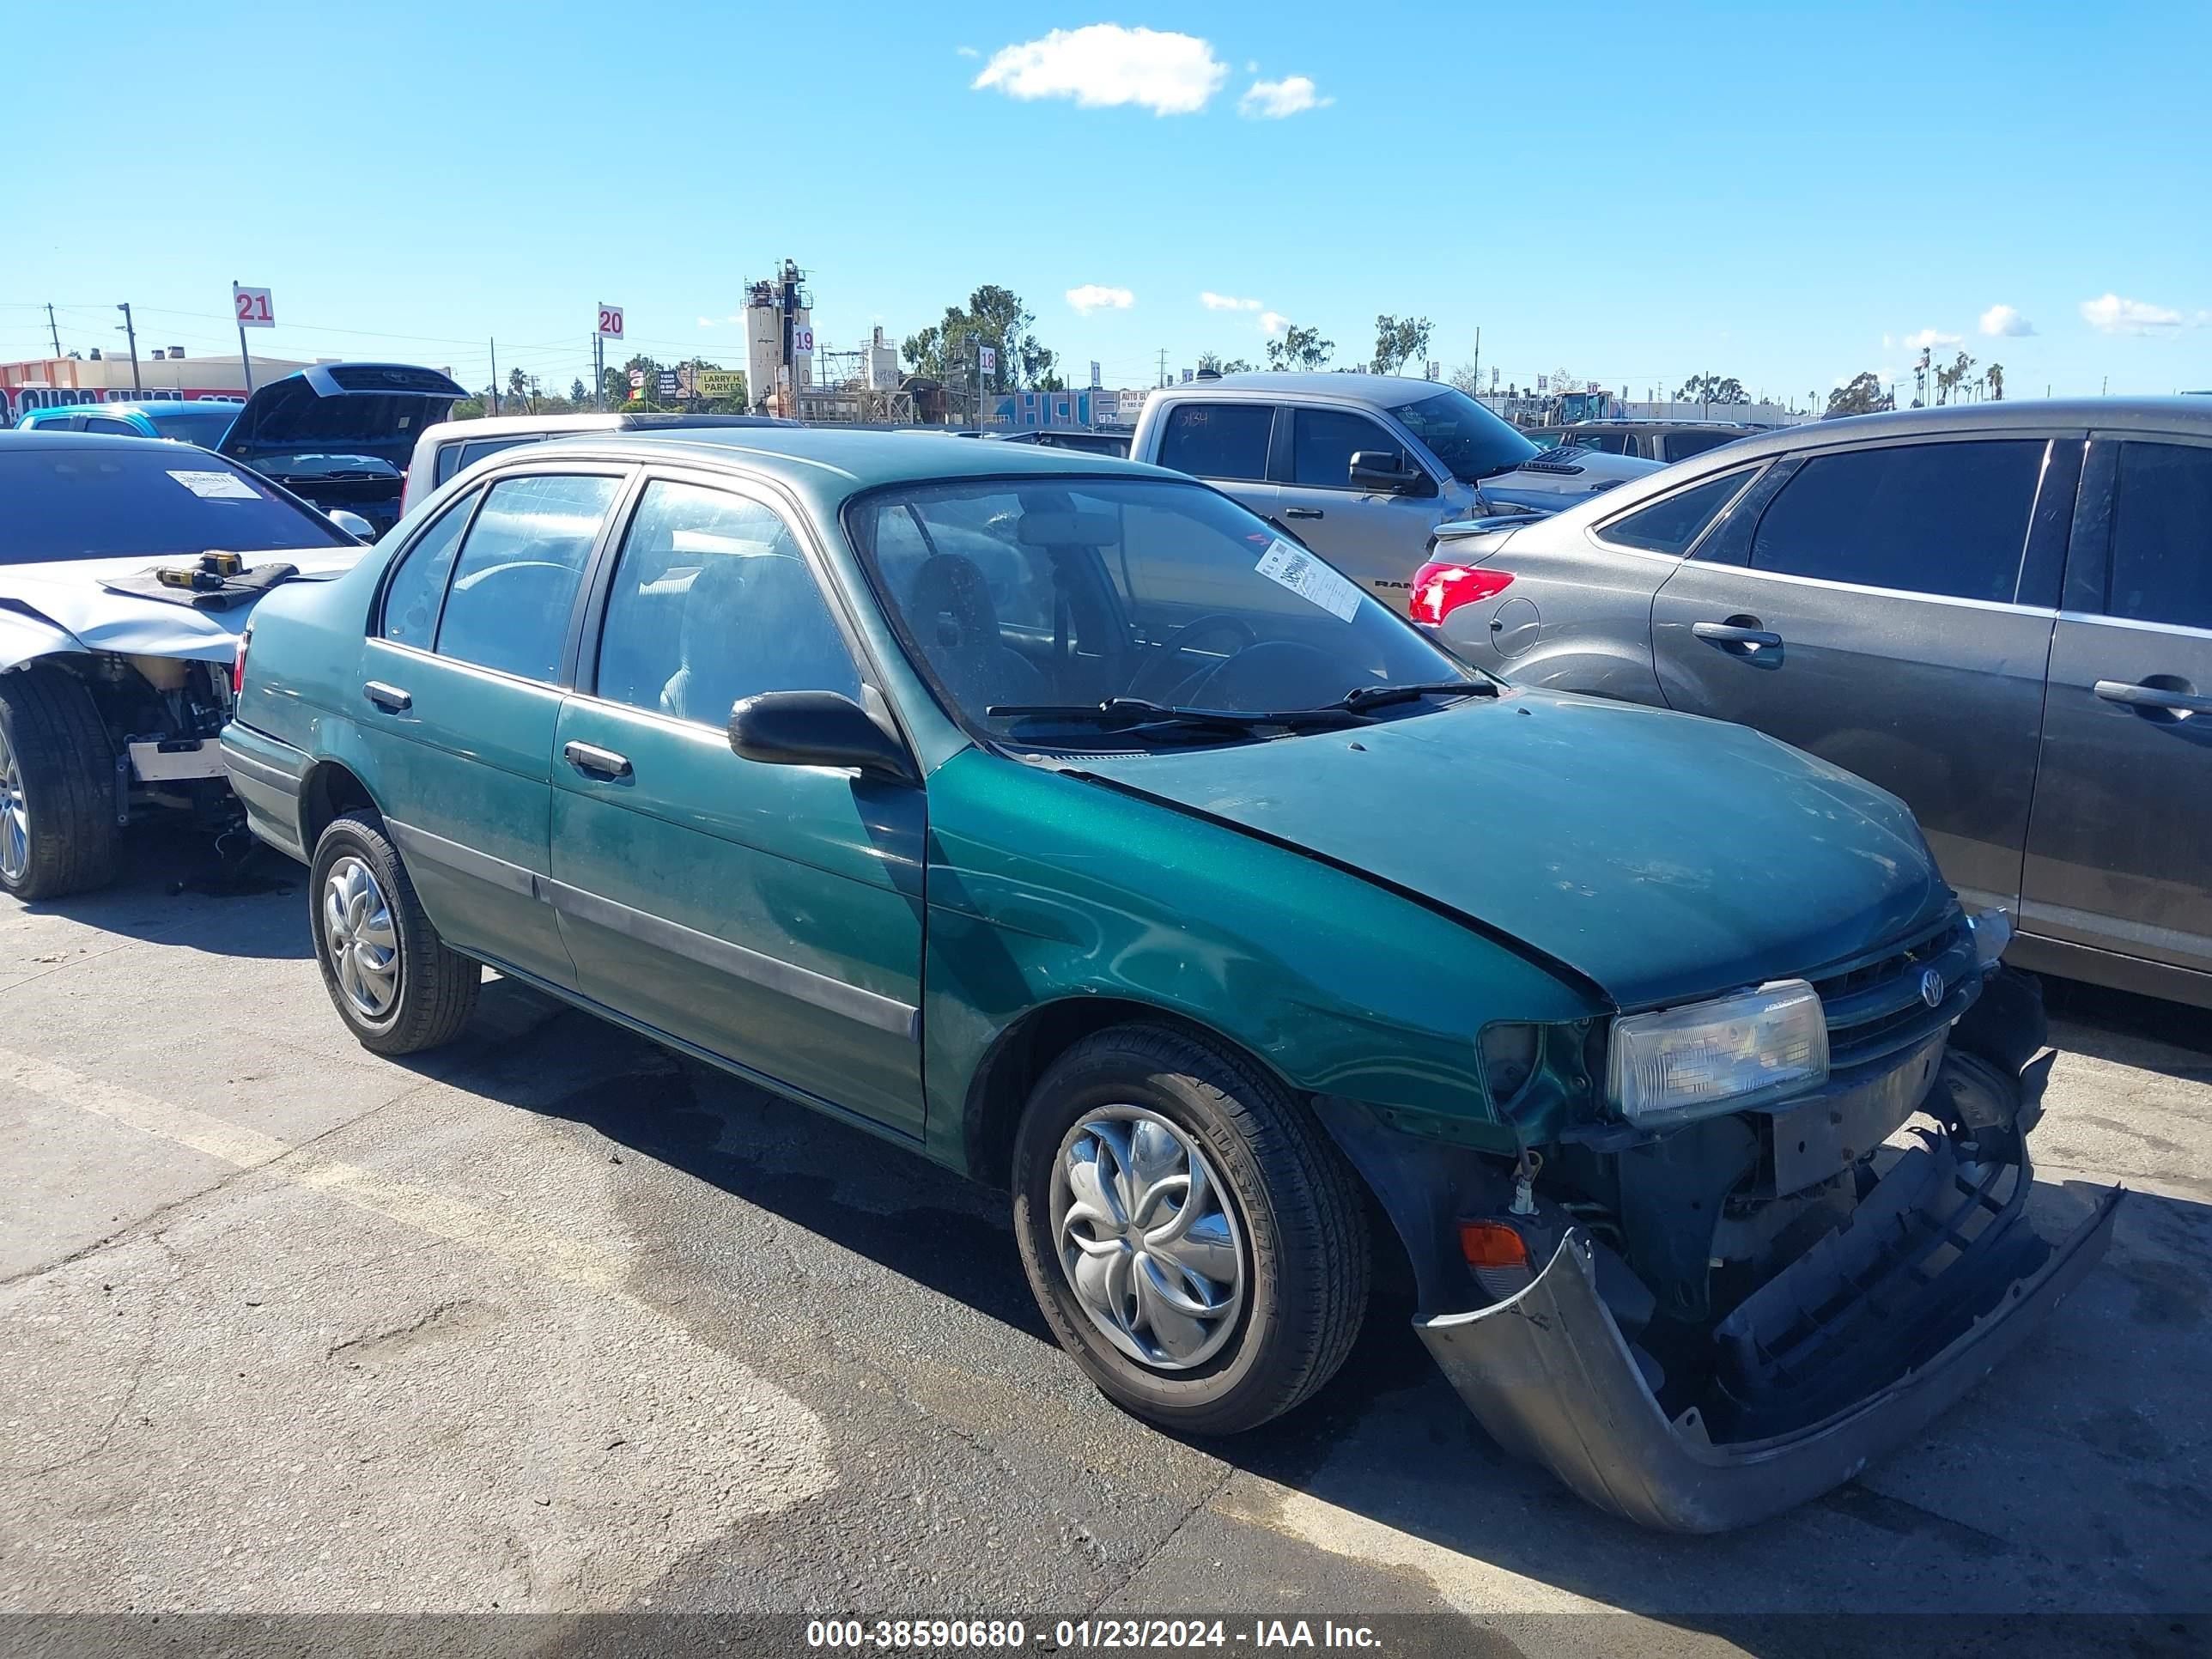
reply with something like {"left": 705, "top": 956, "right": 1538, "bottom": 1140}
{"left": 727, "top": 690, "right": 915, "bottom": 784}
{"left": 326, "top": 508, "right": 376, "bottom": 540}
{"left": 1348, "top": 450, "right": 1427, "bottom": 495}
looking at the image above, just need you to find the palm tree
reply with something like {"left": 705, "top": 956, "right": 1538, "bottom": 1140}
{"left": 1987, "top": 363, "right": 2005, "bottom": 402}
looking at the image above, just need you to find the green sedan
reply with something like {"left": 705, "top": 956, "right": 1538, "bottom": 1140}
{"left": 222, "top": 429, "right": 2117, "bottom": 1531}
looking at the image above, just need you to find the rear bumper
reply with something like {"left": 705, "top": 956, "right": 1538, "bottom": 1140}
{"left": 217, "top": 721, "right": 311, "bottom": 860}
{"left": 1418, "top": 1153, "right": 2120, "bottom": 1533}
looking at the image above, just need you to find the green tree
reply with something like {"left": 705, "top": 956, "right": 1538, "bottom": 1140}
{"left": 1448, "top": 362, "right": 1486, "bottom": 397}
{"left": 506, "top": 367, "right": 527, "bottom": 405}
{"left": 1823, "top": 371, "right": 1894, "bottom": 418}
{"left": 1263, "top": 323, "right": 1334, "bottom": 371}
{"left": 1935, "top": 349, "right": 1978, "bottom": 404}
{"left": 1987, "top": 362, "right": 2005, "bottom": 401}
{"left": 1197, "top": 352, "right": 1255, "bottom": 375}
{"left": 1674, "top": 372, "right": 1749, "bottom": 405}
{"left": 901, "top": 284, "right": 1057, "bottom": 408}
{"left": 1370, "top": 314, "right": 1433, "bottom": 376}
{"left": 569, "top": 377, "right": 588, "bottom": 404}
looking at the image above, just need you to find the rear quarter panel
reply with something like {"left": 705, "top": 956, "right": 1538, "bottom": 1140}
{"left": 1439, "top": 526, "right": 1674, "bottom": 703}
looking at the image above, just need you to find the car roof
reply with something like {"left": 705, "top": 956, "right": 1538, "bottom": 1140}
{"left": 0, "top": 428, "right": 198, "bottom": 453}
{"left": 1522, "top": 397, "right": 2212, "bottom": 531}
{"left": 424, "top": 411, "right": 799, "bottom": 441}
{"left": 1177, "top": 371, "right": 1451, "bottom": 407}
{"left": 18, "top": 401, "right": 230, "bottom": 422}
{"left": 517, "top": 425, "right": 1177, "bottom": 508}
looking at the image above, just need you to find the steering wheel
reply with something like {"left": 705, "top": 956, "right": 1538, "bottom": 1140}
{"left": 1127, "top": 613, "right": 1261, "bottom": 702}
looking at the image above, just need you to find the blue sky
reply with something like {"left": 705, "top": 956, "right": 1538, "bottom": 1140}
{"left": 8, "top": 2, "right": 2209, "bottom": 404}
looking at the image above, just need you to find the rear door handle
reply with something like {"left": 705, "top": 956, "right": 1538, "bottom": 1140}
{"left": 562, "top": 739, "right": 633, "bottom": 780}
{"left": 1692, "top": 620, "right": 1784, "bottom": 651}
{"left": 1283, "top": 507, "right": 1324, "bottom": 520}
{"left": 362, "top": 680, "right": 411, "bottom": 713}
{"left": 2094, "top": 678, "right": 2212, "bottom": 717}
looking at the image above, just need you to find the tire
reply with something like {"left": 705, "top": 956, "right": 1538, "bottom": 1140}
{"left": 0, "top": 663, "right": 121, "bottom": 901}
{"left": 308, "top": 810, "right": 480, "bottom": 1055}
{"left": 1011, "top": 1024, "right": 1370, "bottom": 1436}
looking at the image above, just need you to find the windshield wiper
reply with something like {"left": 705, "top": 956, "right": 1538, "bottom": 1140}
{"left": 1330, "top": 678, "right": 1497, "bottom": 713}
{"left": 987, "top": 697, "right": 1367, "bottom": 733}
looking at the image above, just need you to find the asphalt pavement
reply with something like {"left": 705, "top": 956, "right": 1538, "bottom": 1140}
{"left": 3, "top": 831, "right": 2207, "bottom": 1659}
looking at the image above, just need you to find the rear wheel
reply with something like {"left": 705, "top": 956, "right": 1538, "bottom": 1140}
{"left": 1011, "top": 1024, "right": 1370, "bottom": 1435}
{"left": 309, "top": 811, "right": 479, "bottom": 1055}
{"left": 0, "top": 664, "right": 121, "bottom": 901}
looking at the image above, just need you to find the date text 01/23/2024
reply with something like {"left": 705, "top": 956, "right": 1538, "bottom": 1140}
{"left": 805, "top": 1619, "right": 1384, "bottom": 1650}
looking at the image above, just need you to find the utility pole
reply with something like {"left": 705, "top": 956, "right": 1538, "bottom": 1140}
{"left": 1471, "top": 325, "right": 1480, "bottom": 395}
{"left": 116, "top": 303, "right": 143, "bottom": 392}
{"left": 489, "top": 338, "right": 501, "bottom": 416}
{"left": 1157, "top": 348, "right": 1168, "bottom": 389}
{"left": 592, "top": 334, "right": 605, "bottom": 412}
{"left": 44, "top": 304, "right": 61, "bottom": 357}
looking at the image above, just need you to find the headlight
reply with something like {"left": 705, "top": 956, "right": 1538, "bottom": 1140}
{"left": 1967, "top": 908, "right": 2013, "bottom": 975}
{"left": 1607, "top": 980, "right": 1829, "bottom": 1126}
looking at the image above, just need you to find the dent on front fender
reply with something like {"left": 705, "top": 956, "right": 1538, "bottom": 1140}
{"left": 1419, "top": 1172, "right": 2122, "bottom": 1533}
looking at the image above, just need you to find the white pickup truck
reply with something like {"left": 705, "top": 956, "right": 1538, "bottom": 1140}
{"left": 1127, "top": 373, "right": 1656, "bottom": 612}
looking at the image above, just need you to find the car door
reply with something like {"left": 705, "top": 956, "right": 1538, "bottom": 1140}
{"left": 550, "top": 472, "right": 927, "bottom": 1136}
{"left": 2020, "top": 434, "right": 2212, "bottom": 981}
{"left": 1269, "top": 404, "right": 1443, "bottom": 612}
{"left": 357, "top": 466, "right": 629, "bottom": 988}
{"left": 1649, "top": 433, "right": 2080, "bottom": 915}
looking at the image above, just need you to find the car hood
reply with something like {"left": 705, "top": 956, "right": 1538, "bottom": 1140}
{"left": 0, "top": 549, "right": 361, "bottom": 674}
{"left": 222, "top": 363, "right": 465, "bottom": 471}
{"left": 1069, "top": 688, "right": 1947, "bottom": 1009}
{"left": 1485, "top": 447, "right": 1662, "bottom": 499}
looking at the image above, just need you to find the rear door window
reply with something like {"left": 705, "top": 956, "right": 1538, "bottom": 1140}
{"left": 1747, "top": 440, "right": 2046, "bottom": 603}
{"left": 1290, "top": 409, "right": 1407, "bottom": 488}
{"left": 1601, "top": 466, "right": 1759, "bottom": 556}
{"left": 380, "top": 489, "right": 478, "bottom": 647}
{"left": 434, "top": 473, "right": 621, "bottom": 682}
{"left": 1156, "top": 403, "right": 1273, "bottom": 481}
{"left": 82, "top": 416, "right": 141, "bottom": 436}
{"left": 1662, "top": 429, "right": 1741, "bottom": 462}
{"left": 2107, "top": 441, "right": 2212, "bottom": 630}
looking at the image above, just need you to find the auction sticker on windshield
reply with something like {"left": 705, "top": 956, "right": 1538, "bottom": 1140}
{"left": 1255, "top": 538, "right": 1361, "bottom": 622}
{"left": 168, "top": 471, "right": 263, "bottom": 501}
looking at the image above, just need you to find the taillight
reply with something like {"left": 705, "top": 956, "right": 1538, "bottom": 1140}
{"left": 1410, "top": 561, "right": 1514, "bottom": 626}
{"left": 232, "top": 624, "right": 252, "bottom": 697}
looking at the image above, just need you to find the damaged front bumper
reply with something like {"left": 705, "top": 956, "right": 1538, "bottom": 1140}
{"left": 1419, "top": 1133, "right": 2122, "bottom": 1533}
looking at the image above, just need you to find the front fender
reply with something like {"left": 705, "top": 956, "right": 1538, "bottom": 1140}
{"left": 0, "top": 611, "right": 83, "bottom": 675}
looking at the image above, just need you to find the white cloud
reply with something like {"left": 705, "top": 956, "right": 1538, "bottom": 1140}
{"left": 1238, "top": 75, "right": 1331, "bottom": 118}
{"left": 726, "top": 313, "right": 745, "bottom": 325}
{"left": 1902, "top": 327, "right": 1961, "bottom": 350}
{"left": 696, "top": 316, "right": 716, "bottom": 328}
{"left": 972, "top": 25, "right": 1224, "bottom": 116}
{"left": 2081, "top": 292, "right": 2183, "bottom": 335}
{"left": 1066, "top": 283, "right": 1135, "bottom": 315}
{"left": 1201, "top": 292, "right": 1261, "bottom": 312}
{"left": 956, "top": 46, "right": 979, "bottom": 58}
{"left": 1259, "top": 311, "right": 1290, "bottom": 337}
{"left": 1979, "top": 304, "right": 2035, "bottom": 337}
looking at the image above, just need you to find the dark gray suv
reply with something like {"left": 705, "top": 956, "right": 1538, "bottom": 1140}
{"left": 1415, "top": 398, "right": 2212, "bottom": 1008}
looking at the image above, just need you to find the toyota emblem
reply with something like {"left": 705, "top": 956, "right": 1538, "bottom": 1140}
{"left": 1919, "top": 968, "right": 1946, "bottom": 1009}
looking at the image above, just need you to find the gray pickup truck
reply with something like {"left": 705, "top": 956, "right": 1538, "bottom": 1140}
{"left": 1127, "top": 374, "right": 1656, "bottom": 612}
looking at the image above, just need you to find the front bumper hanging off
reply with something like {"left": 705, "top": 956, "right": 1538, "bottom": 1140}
{"left": 1419, "top": 1127, "right": 2122, "bottom": 1533}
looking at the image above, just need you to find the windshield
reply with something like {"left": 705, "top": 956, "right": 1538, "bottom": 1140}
{"left": 1388, "top": 388, "right": 1537, "bottom": 483}
{"left": 847, "top": 477, "right": 1482, "bottom": 749}
{"left": 0, "top": 447, "right": 354, "bottom": 565}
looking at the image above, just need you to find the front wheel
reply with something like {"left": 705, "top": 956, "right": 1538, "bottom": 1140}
{"left": 308, "top": 811, "right": 479, "bottom": 1055}
{"left": 1011, "top": 1024, "right": 1370, "bottom": 1435}
{"left": 0, "top": 664, "right": 121, "bottom": 901}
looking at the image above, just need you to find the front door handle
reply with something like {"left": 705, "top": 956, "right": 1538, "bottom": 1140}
{"left": 363, "top": 680, "right": 411, "bottom": 713}
{"left": 1283, "top": 507, "right": 1324, "bottom": 520}
{"left": 2094, "top": 678, "right": 2212, "bottom": 717}
{"left": 562, "top": 739, "right": 633, "bottom": 780}
{"left": 1692, "top": 619, "right": 1784, "bottom": 651}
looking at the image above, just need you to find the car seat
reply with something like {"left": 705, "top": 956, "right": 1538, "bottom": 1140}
{"left": 903, "top": 554, "right": 1049, "bottom": 713}
{"left": 660, "top": 553, "right": 859, "bottom": 726}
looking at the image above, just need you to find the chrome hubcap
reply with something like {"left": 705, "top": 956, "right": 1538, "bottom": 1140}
{"left": 1051, "top": 1107, "right": 1245, "bottom": 1370}
{"left": 322, "top": 856, "right": 399, "bottom": 1018}
{"left": 0, "top": 730, "right": 28, "bottom": 885}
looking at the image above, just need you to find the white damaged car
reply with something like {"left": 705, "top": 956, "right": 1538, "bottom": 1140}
{"left": 0, "top": 429, "right": 368, "bottom": 898}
